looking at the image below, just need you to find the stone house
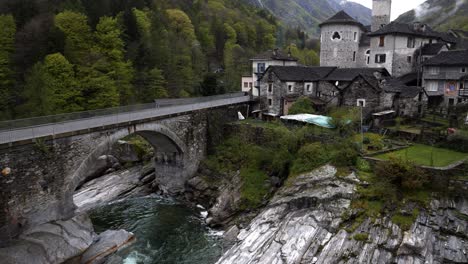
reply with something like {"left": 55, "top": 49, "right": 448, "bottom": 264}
{"left": 319, "top": 11, "right": 369, "bottom": 68}
{"left": 243, "top": 49, "right": 298, "bottom": 97}
{"left": 367, "top": 22, "right": 446, "bottom": 77}
{"left": 422, "top": 50, "right": 468, "bottom": 109}
{"left": 319, "top": 0, "right": 461, "bottom": 79}
{"left": 258, "top": 66, "right": 335, "bottom": 116}
{"left": 258, "top": 66, "right": 426, "bottom": 118}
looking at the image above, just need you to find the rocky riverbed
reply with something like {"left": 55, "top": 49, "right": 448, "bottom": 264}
{"left": 215, "top": 165, "right": 468, "bottom": 264}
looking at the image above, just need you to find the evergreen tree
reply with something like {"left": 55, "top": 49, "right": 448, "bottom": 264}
{"left": 21, "top": 53, "right": 81, "bottom": 116}
{"left": 94, "top": 16, "right": 134, "bottom": 105}
{"left": 55, "top": 11, "right": 94, "bottom": 65}
{"left": 0, "top": 15, "right": 16, "bottom": 120}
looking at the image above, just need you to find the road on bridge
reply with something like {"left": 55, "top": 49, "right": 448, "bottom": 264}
{"left": 0, "top": 93, "right": 251, "bottom": 145}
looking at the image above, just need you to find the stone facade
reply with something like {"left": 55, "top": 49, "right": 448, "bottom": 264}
{"left": 260, "top": 72, "right": 318, "bottom": 116}
{"left": 0, "top": 104, "right": 248, "bottom": 243}
{"left": 371, "top": 0, "right": 391, "bottom": 32}
{"left": 423, "top": 65, "right": 468, "bottom": 108}
{"left": 320, "top": 23, "right": 364, "bottom": 68}
{"left": 368, "top": 35, "right": 438, "bottom": 77}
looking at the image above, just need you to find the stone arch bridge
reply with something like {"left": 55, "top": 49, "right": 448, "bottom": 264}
{"left": 0, "top": 94, "right": 250, "bottom": 242}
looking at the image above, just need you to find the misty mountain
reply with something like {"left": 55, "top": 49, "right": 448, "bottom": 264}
{"left": 244, "top": 0, "right": 371, "bottom": 36}
{"left": 396, "top": 0, "right": 468, "bottom": 31}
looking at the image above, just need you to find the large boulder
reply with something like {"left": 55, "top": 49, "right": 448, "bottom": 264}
{"left": 80, "top": 229, "right": 135, "bottom": 264}
{"left": 0, "top": 214, "right": 95, "bottom": 264}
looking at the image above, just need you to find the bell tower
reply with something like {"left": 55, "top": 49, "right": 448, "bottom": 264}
{"left": 372, "top": 0, "right": 392, "bottom": 32}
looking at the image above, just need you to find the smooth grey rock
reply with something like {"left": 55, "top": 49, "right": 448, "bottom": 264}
{"left": 80, "top": 229, "right": 135, "bottom": 264}
{"left": 0, "top": 214, "right": 95, "bottom": 264}
{"left": 224, "top": 225, "right": 240, "bottom": 242}
{"left": 216, "top": 165, "right": 468, "bottom": 264}
{"left": 73, "top": 166, "right": 151, "bottom": 212}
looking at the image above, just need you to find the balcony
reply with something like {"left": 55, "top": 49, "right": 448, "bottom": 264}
{"left": 459, "top": 89, "right": 468, "bottom": 97}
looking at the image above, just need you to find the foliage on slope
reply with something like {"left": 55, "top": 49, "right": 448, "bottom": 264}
{"left": 0, "top": 0, "right": 317, "bottom": 119}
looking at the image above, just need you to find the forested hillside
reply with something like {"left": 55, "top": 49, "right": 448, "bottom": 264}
{"left": 396, "top": 0, "right": 468, "bottom": 31}
{"left": 244, "top": 0, "right": 371, "bottom": 36}
{"left": 0, "top": 0, "right": 318, "bottom": 120}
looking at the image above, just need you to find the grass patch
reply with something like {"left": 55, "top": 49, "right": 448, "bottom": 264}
{"left": 375, "top": 144, "right": 467, "bottom": 167}
{"left": 239, "top": 168, "right": 270, "bottom": 209}
{"left": 391, "top": 209, "right": 419, "bottom": 231}
{"left": 353, "top": 233, "right": 369, "bottom": 242}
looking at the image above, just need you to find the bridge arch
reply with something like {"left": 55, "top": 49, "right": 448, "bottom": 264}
{"left": 65, "top": 123, "right": 188, "bottom": 199}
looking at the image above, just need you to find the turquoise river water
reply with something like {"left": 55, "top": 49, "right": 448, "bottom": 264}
{"left": 89, "top": 196, "right": 226, "bottom": 264}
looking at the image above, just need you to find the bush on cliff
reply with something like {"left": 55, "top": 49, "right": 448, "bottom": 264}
{"left": 288, "top": 97, "right": 315, "bottom": 115}
{"left": 374, "top": 157, "right": 429, "bottom": 190}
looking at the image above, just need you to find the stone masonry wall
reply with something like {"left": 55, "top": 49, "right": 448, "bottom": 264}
{"left": 0, "top": 103, "right": 248, "bottom": 243}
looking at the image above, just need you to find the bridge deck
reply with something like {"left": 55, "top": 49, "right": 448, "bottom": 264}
{"left": 0, "top": 94, "right": 251, "bottom": 145}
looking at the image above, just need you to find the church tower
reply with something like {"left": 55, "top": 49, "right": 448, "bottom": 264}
{"left": 372, "top": 0, "right": 392, "bottom": 32}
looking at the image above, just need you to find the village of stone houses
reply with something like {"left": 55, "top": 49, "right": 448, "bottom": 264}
{"left": 3, "top": 0, "right": 468, "bottom": 263}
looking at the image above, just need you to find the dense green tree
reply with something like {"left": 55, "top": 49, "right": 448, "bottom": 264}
{"left": 136, "top": 68, "right": 168, "bottom": 103}
{"left": 55, "top": 11, "right": 93, "bottom": 65}
{"left": 21, "top": 53, "right": 81, "bottom": 116}
{"left": 0, "top": 15, "right": 16, "bottom": 119}
{"left": 94, "top": 16, "right": 134, "bottom": 104}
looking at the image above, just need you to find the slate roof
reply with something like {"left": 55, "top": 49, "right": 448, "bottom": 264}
{"left": 265, "top": 66, "right": 336, "bottom": 82}
{"left": 319, "top": 11, "right": 365, "bottom": 29}
{"left": 387, "top": 85, "right": 423, "bottom": 98}
{"left": 251, "top": 49, "right": 298, "bottom": 61}
{"left": 368, "top": 22, "right": 441, "bottom": 38}
{"left": 323, "top": 68, "right": 390, "bottom": 82}
{"left": 424, "top": 50, "right": 468, "bottom": 66}
{"left": 359, "top": 34, "right": 371, "bottom": 47}
{"left": 421, "top": 43, "right": 446, "bottom": 56}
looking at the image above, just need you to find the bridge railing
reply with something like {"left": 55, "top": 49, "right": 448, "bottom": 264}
{"left": 0, "top": 94, "right": 251, "bottom": 145}
{"left": 0, "top": 93, "right": 247, "bottom": 131}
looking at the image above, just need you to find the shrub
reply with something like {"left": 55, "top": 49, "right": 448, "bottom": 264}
{"left": 328, "top": 107, "right": 360, "bottom": 136}
{"left": 374, "top": 157, "right": 429, "bottom": 190}
{"left": 438, "top": 133, "right": 468, "bottom": 153}
{"left": 353, "top": 233, "right": 369, "bottom": 242}
{"left": 288, "top": 97, "right": 315, "bottom": 115}
{"left": 290, "top": 143, "right": 332, "bottom": 176}
{"left": 239, "top": 167, "right": 270, "bottom": 209}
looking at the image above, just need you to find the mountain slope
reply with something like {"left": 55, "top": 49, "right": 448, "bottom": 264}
{"left": 245, "top": 0, "right": 371, "bottom": 36}
{"left": 396, "top": 0, "right": 468, "bottom": 31}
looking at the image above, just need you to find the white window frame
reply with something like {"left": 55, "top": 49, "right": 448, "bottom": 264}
{"left": 357, "top": 99, "right": 366, "bottom": 107}
{"left": 287, "top": 82, "right": 295, "bottom": 93}
{"left": 268, "top": 98, "right": 273, "bottom": 106}
{"left": 428, "top": 67, "right": 439, "bottom": 75}
{"left": 354, "top": 32, "right": 358, "bottom": 42}
{"left": 426, "top": 81, "right": 438, "bottom": 92}
{"left": 305, "top": 82, "right": 313, "bottom": 93}
{"left": 268, "top": 83, "right": 273, "bottom": 93}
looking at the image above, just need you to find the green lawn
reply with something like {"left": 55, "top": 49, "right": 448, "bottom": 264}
{"left": 375, "top": 144, "right": 467, "bottom": 167}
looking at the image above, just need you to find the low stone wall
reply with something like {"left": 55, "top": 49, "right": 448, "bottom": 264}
{"left": 449, "top": 179, "right": 468, "bottom": 196}
{"left": 364, "top": 156, "right": 467, "bottom": 191}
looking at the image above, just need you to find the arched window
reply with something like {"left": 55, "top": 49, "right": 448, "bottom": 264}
{"left": 332, "top": 32, "right": 341, "bottom": 40}
{"left": 365, "top": 50, "right": 371, "bottom": 65}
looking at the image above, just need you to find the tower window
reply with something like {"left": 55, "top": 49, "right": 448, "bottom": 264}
{"left": 268, "top": 83, "right": 273, "bottom": 93}
{"left": 462, "top": 67, "right": 466, "bottom": 73}
{"left": 353, "top": 51, "right": 356, "bottom": 62}
{"left": 354, "top": 32, "right": 357, "bottom": 41}
{"left": 407, "top": 37, "right": 415, "bottom": 48}
{"left": 407, "top": 56, "right": 412, "bottom": 63}
{"left": 379, "top": 36, "right": 385, "bottom": 47}
{"left": 375, "top": 54, "right": 386, "bottom": 63}
{"left": 332, "top": 32, "right": 341, "bottom": 40}
{"left": 268, "top": 99, "right": 272, "bottom": 106}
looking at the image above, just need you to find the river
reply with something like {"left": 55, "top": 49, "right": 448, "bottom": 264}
{"left": 89, "top": 196, "right": 226, "bottom": 264}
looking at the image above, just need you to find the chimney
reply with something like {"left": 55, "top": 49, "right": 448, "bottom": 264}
{"left": 413, "top": 22, "right": 422, "bottom": 31}
{"left": 273, "top": 48, "right": 278, "bottom": 56}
